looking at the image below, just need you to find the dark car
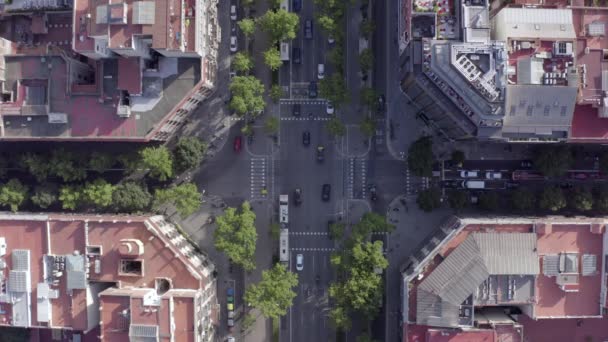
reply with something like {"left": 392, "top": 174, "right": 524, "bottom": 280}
{"left": 293, "top": 0, "right": 301, "bottom": 12}
{"left": 559, "top": 182, "right": 573, "bottom": 189}
{"left": 322, "top": 184, "right": 331, "bottom": 202}
{"left": 506, "top": 181, "right": 520, "bottom": 189}
{"left": 233, "top": 136, "right": 242, "bottom": 153}
{"left": 293, "top": 47, "right": 301, "bottom": 64}
{"left": 441, "top": 180, "right": 460, "bottom": 188}
{"left": 369, "top": 184, "right": 378, "bottom": 201}
{"left": 520, "top": 160, "right": 533, "bottom": 169}
{"left": 308, "top": 81, "right": 318, "bottom": 98}
{"left": 304, "top": 19, "right": 313, "bottom": 39}
{"left": 293, "top": 103, "right": 301, "bottom": 117}
{"left": 302, "top": 131, "right": 310, "bottom": 146}
{"left": 293, "top": 188, "right": 302, "bottom": 206}
{"left": 377, "top": 95, "right": 386, "bottom": 112}
{"left": 316, "top": 145, "right": 325, "bottom": 162}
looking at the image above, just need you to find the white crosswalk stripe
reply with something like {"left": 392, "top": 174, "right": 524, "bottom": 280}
{"left": 360, "top": 159, "right": 367, "bottom": 198}
{"left": 279, "top": 99, "right": 327, "bottom": 105}
{"left": 250, "top": 158, "right": 268, "bottom": 200}
{"left": 347, "top": 158, "right": 355, "bottom": 199}
{"left": 280, "top": 117, "right": 331, "bottom": 121}
{"left": 289, "top": 232, "right": 329, "bottom": 236}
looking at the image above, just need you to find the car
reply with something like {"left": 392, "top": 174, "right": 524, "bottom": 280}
{"left": 293, "top": 188, "right": 302, "bottom": 206}
{"left": 326, "top": 101, "right": 334, "bottom": 115}
{"left": 227, "top": 337, "right": 235, "bottom": 342}
{"left": 293, "top": 103, "right": 301, "bottom": 117}
{"left": 521, "top": 160, "right": 533, "bottom": 169}
{"left": 296, "top": 253, "right": 303, "bottom": 271}
{"left": 506, "top": 181, "right": 520, "bottom": 189}
{"left": 227, "top": 288, "right": 234, "bottom": 300}
{"left": 228, "top": 311, "right": 235, "bottom": 319}
{"left": 559, "top": 182, "right": 573, "bottom": 189}
{"left": 369, "top": 184, "right": 378, "bottom": 201}
{"left": 316, "top": 145, "right": 325, "bottom": 162}
{"left": 230, "top": 5, "right": 237, "bottom": 20}
{"left": 328, "top": 35, "right": 335, "bottom": 44}
{"left": 460, "top": 170, "right": 478, "bottom": 178}
{"left": 302, "top": 131, "right": 310, "bottom": 146}
{"left": 322, "top": 184, "right": 331, "bottom": 201}
{"left": 441, "top": 180, "right": 460, "bottom": 188}
{"left": 318, "top": 63, "right": 325, "bottom": 79}
{"left": 227, "top": 318, "right": 234, "bottom": 327}
{"left": 233, "top": 136, "right": 242, "bottom": 153}
{"left": 304, "top": 19, "right": 313, "bottom": 39}
{"left": 308, "top": 81, "right": 318, "bottom": 98}
{"left": 230, "top": 36, "right": 237, "bottom": 53}
{"left": 293, "top": 0, "right": 301, "bottom": 12}
{"left": 485, "top": 172, "right": 502, "bottom": 179}
{"left": 227, "top": 303, "right": 234, "bottom": 311}
{"left": 293, "top": 47, "right": 301, "bottom": 64}
{"left": 377, "top": 94, "right": 386, "bottom": 112}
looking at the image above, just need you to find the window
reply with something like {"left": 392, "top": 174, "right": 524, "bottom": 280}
{"left": 119, "top": 259, "right": 143, "bottom": 276}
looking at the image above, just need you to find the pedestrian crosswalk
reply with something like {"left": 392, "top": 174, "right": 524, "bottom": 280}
{"left": 281, "top": 117, "right": 331, "bottom": 121}
{"left": 289, "top": 231, "right": 329, "bottom": 236}
{"left": 279, "top": 99, "right": 327, "bottom": 105}
{"left": 250, "top": 158, "right": 267, "bottom": 200}
{"left": 359, "top": 159, "right": 367, "bottom": 198}
{"left": 347, "top": 158, "right": 354, "bottom": 199}
{"left": 291, "top": 247, "right": 335, "bottom": 252}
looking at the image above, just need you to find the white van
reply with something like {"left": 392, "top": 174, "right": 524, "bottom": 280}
{"left": 318, "top": 64, "right": 325, "bottom": 79}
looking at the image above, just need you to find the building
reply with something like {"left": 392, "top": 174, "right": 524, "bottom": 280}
{"left": 0, "top": 213, "right": 217, "bottom": 341}
{"left": 402, "top": 216, "right": 608, "bottom": 342}
{"left": 0, "top": 0, "right": 219, "bottom": 141}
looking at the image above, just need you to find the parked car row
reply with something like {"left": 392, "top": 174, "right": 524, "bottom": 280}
{"left": 227, "top": 287, "right": 235, "bottom": 329}
{"left": 459, "top": 170, "right": 503, "bottom": 180}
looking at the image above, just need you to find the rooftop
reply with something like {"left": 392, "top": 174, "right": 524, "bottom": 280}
{"left": 0, "top": 213, "right": 216, "bottom": 341}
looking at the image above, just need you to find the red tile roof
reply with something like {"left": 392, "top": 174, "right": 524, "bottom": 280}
{"left": 117, "top": 57, "right": 142, "bottom": 95}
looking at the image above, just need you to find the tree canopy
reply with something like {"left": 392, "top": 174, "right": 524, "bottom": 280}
{"left": 31, "top": 183, "right": 58, "bottom": 209}
{"left": 533, "top": 145, "right": 573, "bottom": 178}
{"left": 20, "top": 153, "right": 50, "bottom": 182}
{"left": 139, "top": 146, "right": 174, "bottom": 181}
{"left": 263, "top": 47, "right": 283, "bottom": 71}
{"left": 113, "top": 182, "right": 152, "bottom": 213}
{"left": 49, "top": 149, "right": 87, "bottom": 182}
{"left": 326, "top": 117, "right": 346, "bottom": 137}
{"left": 0, "top": 179, "right": 28, "bottom": 212}
{"left": 407, "top": 136, "right": 433, "bottom": 177}
{"left": 511, "top": 188, "right": 536, "bottom": 212}
{"left": 359, "top": 117, "right": 376, "bottom": 138}
{"left": 59, "top": 185, "right": 82, "bottom": 210}
{"left": 416, "top": 188, "right": 441, "bottom": 212}
{"left": 238, "top": 18, "right": 256, "bottom": 38}
{"left": 447, "top": 191, "right": 467, "bottom": 211}
{"left": 154, "top": 183, "right": 202, "bottom": 218}
{"left": 265, "top": 116, "right": 279, "bottom": 135}
{"left": 88, "top": 152, "right": 114, "bottom": 173}
{"left": 319, "top": 74, "right": 349, "bottom": 106}
{"left": 257, "top": 9, "right": 300, "bottom": 43}
{"left": 244, "top": 263, "right": 298, "bottom": 319}
{"left": 360, "top": 87, "right": 378, "bottom": 108}
{"left": 570, "top": 188, "right": 593, "bottom": 212}
{"left": 269, "top": 84, "right": 283, "bottom": 103}
{"left": 229, "top": 76, "right": 266, "bottom": 116}
{"left": 539, "top": 186, "right": 566, "bottom": 212}
{"left": 83, "top": 179, "right": 114, "bottom": 208}
{"left": 174, "top": 137, "right": 207, "bottom": 173}
{"left": 232, "top": 52, "right": 254, "bottom": 74}
{"left": 359, "top": 48, "right": 374, "bottom": 71}
{"left": 478, "top": 192, "right": 499, "bottom": 211}
{"left": 214, "top": 201, "right": 258, "bottom": 270}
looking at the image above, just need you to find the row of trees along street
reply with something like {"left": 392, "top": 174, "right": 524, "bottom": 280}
{"left": 0, "top": 137, "right": 206, "bottom": 216}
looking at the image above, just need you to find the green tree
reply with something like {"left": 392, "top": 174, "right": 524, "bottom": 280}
{"left": 31, "top": 183, "right": 58, "bottom": 209}
{"left": 533, "top": 145, "right": 573, "bottom": 178}
{"left": 595, "top": 187, "right": 608, "bottom": 212}
{"left": 265, "top": 116, "right": 279, "bottom": 135}
{"left": 317, "top": 14, "right": 336, "bottom": 33}
{"left": 416, "top": 188, "right": 441, "bottom": 212}
{"left": 49, "top": 149, "right": 87, "bottom": 182}
{"left": 447, "top": 191, "right": 467, "bottom": 211}
{"left": 360, "top": 87, "right": 378, "bottom": 108}
{"left": 326, "top": 117, "right": 346, "bottom": 137}
{"left": 154, "top": 183, "right": 202, "bottom": 218}
{"left": 351, "top": 212, "right": 395, "bottom": 240}
{"left": 244, "top": 263, "right": 298, "bottom": 319}
{"left": 174, "top": 136, "right": 207, "bottom": 173}
{"left": 230, "top": 76, "right": 266, "bottom": 116}
{"left": 88, "top": 152, "right": 114, "bottom": 173}
{"left": 328, "top": 47, "right": 345, "bottom": 73}
{"left": 263, "top": 47, "right": 283, "bottom": 71}
{"left": 117, "top": 152, "right": 140, "bottom": 173}
{"left": 241, "top": 124, "right": 254, "bottom": 137}
{"left": 359, "top": 116, "right": 376, "bottom": 138}
{"left": 214, "top": 201, "right": 258, "bottom": 270}
{"left": 269, "top": 84, "right": 283, "bottom": 103}
{"left": 571, "top": 188, "right": 593, "bottom": 212}
{"left": 269, "top": 222, "right": 280, "bottom": 240}
{"left": 511, "top": 188, "right": 536, "bottom": 211}
{"left": 83, "top": 179, "right": 114, "bottom": 208}
{"left": 59, "top": 185, "right": 82, "bottom": 210}
{"left": 19, "top": 153, "right": 49, "bottom": 182}
{"left": 257, "top": 9, "right": 300, "bottom": 43}
{"left": 451, "top": 150, "right": 465, "bottom": 167}
{"left": 360, "top": 20, "right": 375, "bottom": 36}
{"left": 359, "top": 48, "right": 374, "bottom": 71}
{"left": 407, "top": 136, "right": 433, "bottom": 177}
{"left": 233, "top": 52, "right": 254, "bottom": 74}
{"left": 478, "top": 192, "right": 499, "bottom": 211}
{"left": 319, "top": 74, "right": 349, "bottom": 106}
{"left": 0, "top": 179, "right": 28, "bottom": 212}
{"left": 139, "top": 146, "right": 173, "bottom": 181}
{"left": 112, "top": 182, "right": 152, "bottom": 212}
{"left": 539, "top": 186, "right": 566, "bottom": 212}
{"left": 329, "top": 306, "right": 352, "bottom": 331}
{"left": 329, "top": 222, "right": 345, "bottom": 240}
{"left": 238, "top": 18, "right": 256, "bottom": 38}
{"left": 242, "top": 312, "right": 256, "bottom": 331}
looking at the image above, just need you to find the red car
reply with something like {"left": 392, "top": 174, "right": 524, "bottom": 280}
{"left": 233, "top": 136, "right": 242, "bottom": 153}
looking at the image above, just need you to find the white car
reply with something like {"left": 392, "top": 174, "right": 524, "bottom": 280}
{"left": 230, "top": 5, "right": 237, "bottom": 21}
{"left": 296, "top": 254, "right": 303, "bottom": 271}
{"left": 328, "top": 35, "right": 335, "bottom": 44}
{"left": 326, "top": 102, "right": 334, "bottom": 115}
{"left": 485, "top": 172, "right": 502, "bottom": 179}
{"left": 317, "top": 63, "right": 325, "bottom": 79}
{"left": 230, "top": 36, "right": 237, "bottom": 53}
{"left": 460, "top": 170, "right": 478, "bottom": 178}
{"left": 226, "top": 337, "right": 235, "bottom": 342}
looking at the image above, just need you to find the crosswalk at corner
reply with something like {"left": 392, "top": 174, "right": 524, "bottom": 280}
{"left": 250, "top": 158, "right": 268, "bottom": 200}
{"left": 347, "top": 158, "right": 355, "bottom": 199}
{"left": 359, "top": 159, "right": 367, "bottom": 198}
